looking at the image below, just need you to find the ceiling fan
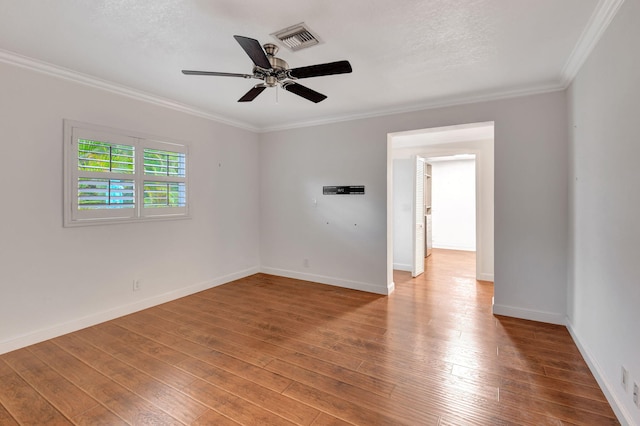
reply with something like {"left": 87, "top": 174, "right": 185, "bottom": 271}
{"left": 182, "top": 35, "right": 352, "bottom": 103}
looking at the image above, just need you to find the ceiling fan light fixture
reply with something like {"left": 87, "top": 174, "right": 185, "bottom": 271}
{"left": 271, "top": 23, "right": 321, "bottom": 51}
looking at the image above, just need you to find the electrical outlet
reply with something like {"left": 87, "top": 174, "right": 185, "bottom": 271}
{"left": 133, "top": 279, "right": 141, "bottom": 292}
{"left": 634, "top": 383, "right": 639, "bottom": 407}
{"left": 303, "top": 259, "right": 309, "bottom": 268}
{"left": 622, "top": 366, "right": 629, "bottom": 391}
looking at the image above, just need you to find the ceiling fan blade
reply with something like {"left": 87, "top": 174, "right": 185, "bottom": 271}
{"left": 282, "top": 82, "right": 327, "bottom": 103}
{"left": 233, "top": 35, "right": 272, "bottom": 70}
{"left": 182, "top": 70, "right": 253, "bottom": 78}
{"left": 238, "top": 85, "right": 267, "bottom": 102}
{"left": 288, "top": 60, "right": 352, "bottom": 79}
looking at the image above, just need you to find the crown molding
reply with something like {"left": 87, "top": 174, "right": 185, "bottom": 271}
{"left": 258, "top": 81, "right": 565, "bottom": 133}
{"left": 2, "top": 46, "right": 564, "bottom": 133}
{"left": 0, "top": 49, "right": 260, "bottom": 132}
{"left": 560, "top": 0, "right": 625, "bottom": 87}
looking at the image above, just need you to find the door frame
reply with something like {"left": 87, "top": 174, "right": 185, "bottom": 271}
{"left": 411, "top": 155, "right": 426, "bottom": 277}
{"left": 388, "top": 122, "right": 494, "bottom": 284}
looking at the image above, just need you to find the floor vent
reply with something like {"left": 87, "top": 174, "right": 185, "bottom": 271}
{"left": 271, "top": 23, "right": 321, "bottom": 51}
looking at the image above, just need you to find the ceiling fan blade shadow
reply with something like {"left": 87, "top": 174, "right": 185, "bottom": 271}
{"left": 182, "top": 70, "right": 253, "bottom": 78}
{"left": 233, "top": 35, "right": 272, "bottom": 70}
{"left": 238, "top": 85, "right": 267, "bottom": 102}
{"left": 282, "top": 82, "right": 327, "bottom": 103}
{"left": 288, "top": 60, "right": 352, "bottom": 79}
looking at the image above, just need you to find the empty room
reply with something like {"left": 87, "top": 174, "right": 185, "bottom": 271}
{"left": 1, "top": 0, "right": 639, "bottom": 424}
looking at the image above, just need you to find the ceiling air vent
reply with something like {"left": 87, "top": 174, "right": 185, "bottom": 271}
{"left": 271, "top": 23, "right": 321, "bottom": 51}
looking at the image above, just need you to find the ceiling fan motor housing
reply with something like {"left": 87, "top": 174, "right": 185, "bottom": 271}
{"left": 255, "top": 43, "right": 289, "bottom": 87}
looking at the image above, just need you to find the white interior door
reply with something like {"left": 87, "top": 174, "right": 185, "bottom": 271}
{"left": 412, "top": 156, "right": 425, "bottom": 277}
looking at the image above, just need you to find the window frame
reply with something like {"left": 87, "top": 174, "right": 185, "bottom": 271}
{"left": 63, "top": 120, "right": 190, "bottom": 227}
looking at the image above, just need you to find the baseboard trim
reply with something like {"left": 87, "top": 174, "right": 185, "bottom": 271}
{"left": 477, "top": 272, "right": 494, "bottom": 282}
{"left": 432, "top": 243, "right": 476, "bottom": 251}
{"left": 0, "top": 266, "right": 260, "bottom": 355}
{"left": 492, "top": 303, "right": 565, "bottom": 325}
{"left": 387, "top": 281, "right": 395, "bottom": 294}
{"left": 393, "top": 263, "right": 412, "bottom": 272}
{"left": 566, "top": 321, "right": 631, "bottom": 425}
{"left": 260, "top": 266, "right": 389, "bottom": 295}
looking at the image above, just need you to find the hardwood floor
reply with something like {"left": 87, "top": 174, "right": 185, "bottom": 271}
{"left": 0, "top": 249, "right": 618, "bottom": 425}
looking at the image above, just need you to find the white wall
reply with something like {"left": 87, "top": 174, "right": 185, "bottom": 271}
{"left": 430, "top": 159, "right": 476, "bottom": 251}
{"left": 261, "top": 91, "right": 568, "bottom": 322}
{"left": 567, "top": 0, "right": 640, "bottom": 423}
{"left": 259, "top": 123, "right": 390, "bottom": 293}
{"left": 0, "top": 62, "right": 261, "bottom": 354}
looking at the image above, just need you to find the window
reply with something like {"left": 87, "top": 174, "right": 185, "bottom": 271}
{"left": 64, "top": 120, "right": 189, "bottom": 226}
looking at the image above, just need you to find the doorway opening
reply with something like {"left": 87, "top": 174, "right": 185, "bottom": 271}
{"left": 388, "top": 121, "right": 494, "bottom": 283}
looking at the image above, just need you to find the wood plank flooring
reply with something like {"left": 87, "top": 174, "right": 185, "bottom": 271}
{"left": 0, "top": 249, "right": 618, "bottom": 425}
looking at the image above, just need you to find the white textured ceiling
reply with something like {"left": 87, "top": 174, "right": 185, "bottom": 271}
{"left": 0, "top": 0, "right": 605, "bottom": 131}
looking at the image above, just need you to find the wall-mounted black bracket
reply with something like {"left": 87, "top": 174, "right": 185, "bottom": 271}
{"left": 323, "top": 185, "right": 365, "bottom": 195}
